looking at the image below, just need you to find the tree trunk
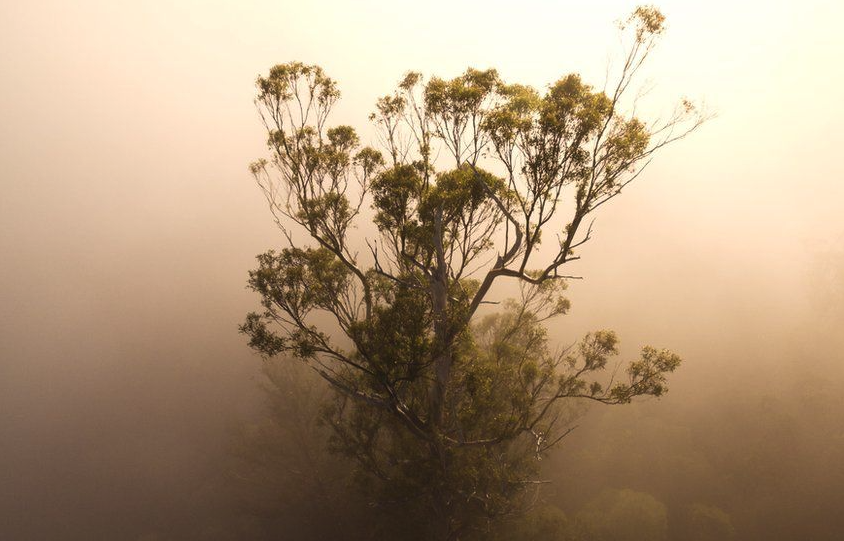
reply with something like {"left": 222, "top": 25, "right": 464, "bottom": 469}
{"left": 429, "top": 209, "right": 457, "bottom": 541}
{"left": 429, "top": 209, "right": 451, "bottom": 428}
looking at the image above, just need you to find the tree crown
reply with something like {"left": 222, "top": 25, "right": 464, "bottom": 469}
{"left": 242, "top": 6, "right": 702, "bottom": 537}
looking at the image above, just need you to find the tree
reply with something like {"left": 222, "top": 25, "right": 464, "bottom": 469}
{"left": 229, "top": 360, "right": 373, "bottom": 540}
{"left": 241, "top": 6, "right": 703, "bottom": 539}
{"left": 680, "top": 503, "right": 736, "bottom": 541}
{"left": 575, "top": 488, "right": 668, "bottom": 541}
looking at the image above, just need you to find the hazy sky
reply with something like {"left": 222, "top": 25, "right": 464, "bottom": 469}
{"left": 1, "top": 0, "right": 843, "bottom": 538}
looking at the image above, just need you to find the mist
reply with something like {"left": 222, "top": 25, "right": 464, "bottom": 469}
{"left": 2, "top": 1, "right": 843, "bottom": 539}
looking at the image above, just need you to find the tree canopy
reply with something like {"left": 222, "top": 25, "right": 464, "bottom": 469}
{"left": 241, "top": 6, "right": 703, "bottom": 539}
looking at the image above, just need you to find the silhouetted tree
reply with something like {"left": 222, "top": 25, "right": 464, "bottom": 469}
{"left": 229, "top": 360, "right": 376, "bottom": 540}
{"left": 241, "top": 6, "right": 703, "bottom": 539}
{"left": 575, "top": 489, "right": 668, "bottom": 541}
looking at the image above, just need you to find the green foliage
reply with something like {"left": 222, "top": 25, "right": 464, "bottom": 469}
{"left": 370, "top": 164, "right": 423, "bottom": 232}
{"left": 420, "top": 165, "right": 504, "bottom": 225}
{"left": 256, "top": 61, "right": 339, "bottom": 105}
{"left": 241, "top": 247, "right": 353, "bottom": 358}
{"left": 627, "top": 5, "right": 666, "bottom": 37}
{"left": 319, "top": 294, "right": 560, "bottom": 531}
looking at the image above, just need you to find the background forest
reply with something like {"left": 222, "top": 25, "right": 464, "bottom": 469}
{"left": 2, "top": 1, "right": 843, "bottom": 540}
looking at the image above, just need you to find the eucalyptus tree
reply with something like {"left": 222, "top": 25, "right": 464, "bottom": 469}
{"left": 241, "top": 6, "right": 703, "bottom": 539}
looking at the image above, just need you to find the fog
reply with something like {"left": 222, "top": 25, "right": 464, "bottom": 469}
{"left": 1, "top": 0, "right": 843, "bottom": 539}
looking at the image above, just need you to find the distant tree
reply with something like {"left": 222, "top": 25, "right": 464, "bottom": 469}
{"left": 241, "top": 6, "right": 703, "bottom": 539}
{"left": 681, "top": 503, "right": 736, "bottom": 541}
{"left": 229, "top": 360, "right": 372, "bottom": 540}
{"left": 487, "top": 505, "right": 572, "bottom": 541}
{"left": 575, "top": 488, "right": 668, "bottom": 541}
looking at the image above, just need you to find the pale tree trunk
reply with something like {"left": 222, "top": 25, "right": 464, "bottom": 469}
{"left": 429, "top": 209, "right": 452, "bottom": 429}
{"left": 429, "top": 209, "right": 457, "bottom": 541}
